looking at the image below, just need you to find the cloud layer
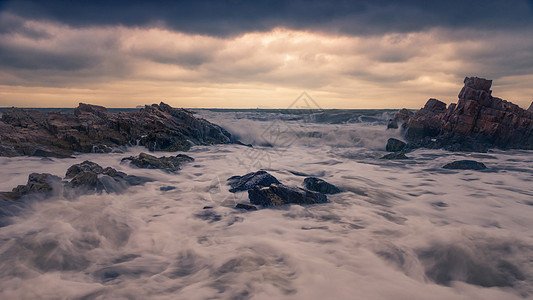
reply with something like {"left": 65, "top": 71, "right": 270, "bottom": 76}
{"left": 0, "top": 0, "right": 532, "bottom": 108}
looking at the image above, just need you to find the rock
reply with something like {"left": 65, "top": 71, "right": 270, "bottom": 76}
{"left": 65, "top": 161, "right": 152, "bottom": 193}
{"left": 442, "top": 160, "right": 487, "bottom": 170}
{"left": 380, "top": 152, "right": 409, "bottom": 160}
{"left": 160, "top": 186, "right": 176, "bottom": 191}
{"left": 0, "top": 102, "right": 236, "bottom": 158}
{"left": 248, "top": 184, "right": 328, "bottom": 207}
{"left": 235, "top": 203, "right": 258, "bottom": 211}
{"left": 303, "top": 177, "right": 342, "bottom": 194}
{"left": 122, "top": 152, "right": 194, "bottom": 172}
{"left": 385, "top": 138, "right": 407, "bottom": 152}
{"left": 387, "top": 108, "right": 413, "bottom": 129}
{"left": 227, "top": 170, "right": 280, "bottom": 193}
{"left": 9, "top": 173, "right": 62, "bottom": 200}
{"left": 528, "top": 102, "right": 533, "bottom": 113}
{"left": 396, "top": 77, "right": 533, "bottom": 151}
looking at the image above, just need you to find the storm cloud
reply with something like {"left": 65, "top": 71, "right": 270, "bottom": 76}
{"left": 0, "top": 0, "right": 532, "bottom": 108}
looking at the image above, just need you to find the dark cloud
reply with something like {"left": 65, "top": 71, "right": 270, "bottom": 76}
{"left": 1, "top": 0, "right": 532, "bottom": 37}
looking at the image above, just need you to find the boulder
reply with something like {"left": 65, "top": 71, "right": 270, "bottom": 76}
{"left": 393, "top": 77, "right": 533, "bottom": 151}
{"left": 385, "top": 138, "right": 407, "bottom": 152}
{"left": 442, "top": 160, "right": 487, "bottom": 170}
{"left": 9, "top": 173, "right": 62, "bottom": 200}
{"left": 227, "top": 170, "right": 280, "bottom": 193}
{"left": 248, "top": 184, "right": 328, "bottom": 207}
{"left": 0, "top": 102, "right": 235, "bottom": 158}
{"left": 121, "top": 152, "right": 194, "bottom": 172}
{"left": 303, "top": 177, "right": 342, "bottom": 194}
{"left": 380, "top": 152, "right": 409, "bottom": 160}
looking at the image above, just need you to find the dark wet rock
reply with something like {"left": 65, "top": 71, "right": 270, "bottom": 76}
{"left": 385, "top": 138, "right": 407, "bottom": 152}
{"left": 442, "top": 160, "right": 487, "bottom": 170}
{"left": 0, "top": 102, "right": 235, "bottom": 158}
{"left": 432, "top": 201, "right": 449, "bottom": 208}
{"left": 122, "top": 152, "right": 194, "bottom": 172}
{"left": 160, "top": 186, "right": 176, "bottom": 191}
{"left": 6, "top": 173, "right": 62, "bottom": 200}
{"left": 392, "top": 77, "right": 533, "bottom": 151}
{"left": 235, "top": 203, "right": 258, "bottom": 211}
{"left": 528, "top": 102, "right": 533, "bottom": 113}
{"left": 303, "top": 177, "right": 342, "bottom": 194}
{"left": 66, "top": 161, "right": 104, "bottom": 178}
{"left": 227, "top": 170, "right": 280, "bottom": 193}
{"left": 248, "top": 184, "right": 328, "bottom": 207}
{"left": 387, "top": 108, "right": 413, "bottom": 129}
{"left": 203, "top": 206, "right": 213, "bottom": 209}
{"left": 380, "top": 152, "right": 409, "bottom": 160}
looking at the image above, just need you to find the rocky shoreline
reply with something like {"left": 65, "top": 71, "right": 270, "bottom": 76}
{"left": 388, "top": 77, "right": 533, "bottom": 152}
{"left": 0, "top": 102, "right": 235, "bottom": 158}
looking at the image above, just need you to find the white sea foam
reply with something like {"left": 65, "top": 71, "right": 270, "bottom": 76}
{"left": 0, "top": 110, "right": 532, "bottom": 299}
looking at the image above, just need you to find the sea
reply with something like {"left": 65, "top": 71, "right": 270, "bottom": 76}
{"left": 0, "top": 108, "right": 532, "bottom": 300}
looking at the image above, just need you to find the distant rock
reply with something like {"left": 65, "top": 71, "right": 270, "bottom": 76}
{"left": 121, "top": 152, "right": 194, "bottom": 172}
{"left": 442, "top": 160, "right": 487, "bottom": 170}
{"left": 385, "top": 138, "right": 407, "bottom": 152}
{"left": 303, "top": 177, "right": 342, "bottom": 194}
{"left": 528, "top": 102, "right": 533, "bottom": 113}
{"left": 248, "top": 184, "right": 328, "bottom": 207}
{"left": 380, "top": 152, "right": 409, "bottom": 160}
{"left": 387, "top": 108, "right": 413, "bottom": 129}
{"left": 390, "top": 77, "right": 533, "bottom": 151}
{"left": 227, "top": 170, "right": 280, "bottom": 193}
{"left": 0, "top": 102, "right": 235, "bottom": 158}
{"left": 235, "top": 203, "right": 258, "bottom": 211}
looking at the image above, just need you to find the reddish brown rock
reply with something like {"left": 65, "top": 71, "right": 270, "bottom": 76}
{"left": 0, "top": 102, "right": 234, "bottom": 157}
{"left": 392, "top": 77, "right": 533, "bottom": 151}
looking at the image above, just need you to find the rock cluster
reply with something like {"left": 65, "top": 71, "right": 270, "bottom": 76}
{"left": 227, "top": 171, "right": 341, "bottom": 208}
{"left": 0, "top": 102, "right": 234, "bottom": 158}
{"left": 122, "top": 152, "right": 194, "bottom": 172}
{"left": 0, "top": 161, "right": 152, "bottom": 201}
{"left": 391, "top": 77, "right": 533, "bottom": 151}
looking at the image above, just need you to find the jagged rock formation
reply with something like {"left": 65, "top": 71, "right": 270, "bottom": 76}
{"left": 0, "top": 102, "right": 234, "bottom": 158}
{"left": 226, "top": 171, "right": 281, "bottom": 193}
{"left": 392, "top": 77, "right": 533, "bottom": 151}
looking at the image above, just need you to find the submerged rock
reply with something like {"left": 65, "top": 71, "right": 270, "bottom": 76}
{"left": 442, "top": 160, "right": 487, "bottom": 170}
{"left": 391, "top": 77, "right": 533, "bottom": 151}
{"left": 380, "top": 152, "right": 409, "bottom": 160}
{"left": 227, "top": 170, "right": 280, "bottom": 193}
{"left": 385, "top": 138, "right": 407, "bottom": 152}
{"left": 121, "top": 152, "right": 194, "bottom": 172}
{"left": 0, "top": 102, "right": 235, "bottom": 158}
{"left": 248, "top": 184, "right": 328, "bottom": 207}
{"left": 235, "top": 203, "right": 258, "bottom": 211}
{"left": 303, "top": 177, "right": 342, "bottom": 194}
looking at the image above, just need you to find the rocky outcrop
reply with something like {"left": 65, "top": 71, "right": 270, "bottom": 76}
{"left": 121, "top": 152, "right": 194, "bottom": 172}
{"left": 391, "top": 77, "right": 533, "bottom": 151}
{"left": 303, "top": 177, "right": 342, "bottom": 194}
{"left": 227, "top": 171, "right": 280, "bottom": 193}
{"left": 0, "top": 161, "right": 152, "bottom": 202}
{"left": 385, "top": 138, "right": 407, "bottom": 152}
{"left": 442, "top": 160, "right": 487, "bottom": 170}
{"left": 0, "top": 102, "right": 235, "bottom": 158}
{"left": 248, "top": 184, "right": 328, "bottom": 207}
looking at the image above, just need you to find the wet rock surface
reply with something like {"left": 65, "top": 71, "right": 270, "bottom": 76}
{"left": 248, "top": 184, "right": 328, "bottom": 207}
{"left": 380, "top": 152, "right": 409, "bottom": 160}
{"left": 122, "top": 152, "right": 194, "bottom": 172}
{"left": 0, "top": 102, "right": 235, "bottom": 158}
{"left": 442, "top": 160, "right": 487, "bottom": 170}
{"left": 385, "top": 138, "right": 407, "bottom": 152}
{"left": 227, "top": 170, "right": 280, "bottom": 193}
{"left": 391, "top": 77, "right": 533, "bottom": 151}
{"left": 303, "top": 177, "right": 342, "bottom": 194}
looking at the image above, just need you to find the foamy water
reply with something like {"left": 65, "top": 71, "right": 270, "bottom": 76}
{"left": 0, "top": 109, "right": 532, "bottom": 299}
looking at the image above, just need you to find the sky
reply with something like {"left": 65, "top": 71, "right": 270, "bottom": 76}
{"left": 0, "top": 0, "right": 533, "bottom": 109}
